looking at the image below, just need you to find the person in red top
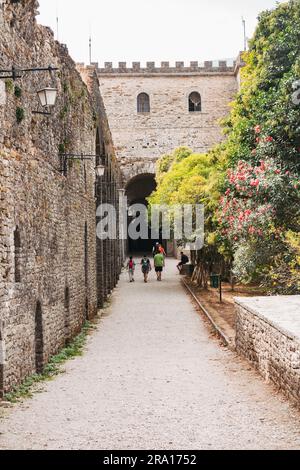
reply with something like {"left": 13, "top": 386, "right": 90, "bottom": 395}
{"left": 158, "top": 244, "right": 166, "bottom": 257}
{"left": 152, "top": 243, "right": 166, "bottom": 257}
{"left": 127, "top": 256, "right": 136, "bottom": 283}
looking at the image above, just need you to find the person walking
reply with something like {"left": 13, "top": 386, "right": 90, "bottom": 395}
{"left": 152, "top": 242, "right": 160, "bottom": 257}
{"left": 152, "top": 243, "right": 166, "bottom": 257}
{"left": 154, "top": 251, "right": 165, "bottom": 282}
{"left": 158, "top": 244, "right": 166, "bottom": 257}
{"left": 141, "top": 255, "right": 152, "bottom": 283}
{"left": 127, "top": 256, "right": 136, "bottom": 283}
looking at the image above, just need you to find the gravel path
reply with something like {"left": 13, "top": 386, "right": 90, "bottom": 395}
{"left": 0, "top": 259, "right": 300, "bottom": 450}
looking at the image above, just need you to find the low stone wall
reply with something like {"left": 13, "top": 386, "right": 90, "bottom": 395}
{"left": 235, "top": 296, "right": 300, "bottom": 405}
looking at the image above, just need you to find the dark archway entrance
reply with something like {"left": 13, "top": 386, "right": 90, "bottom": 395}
{"left": 126, "top": 173, "right": 164, "bottom": 254}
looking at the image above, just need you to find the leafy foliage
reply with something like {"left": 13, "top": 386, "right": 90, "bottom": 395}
{"left": 218, "top": 0, "right": 300, "bottom": 292}
{"left": 16, "top": 107, "right": 25, "bottom": 123}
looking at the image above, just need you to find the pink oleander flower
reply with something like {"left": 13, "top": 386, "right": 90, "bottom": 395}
{"left": 250, "top": 179, "right": 260, "bottom": 187}
{"left": 260, "top": 161, "right": 266, "bottom": 171}
{"left": 254, "top": 125, "right": 261, "bottom": 134}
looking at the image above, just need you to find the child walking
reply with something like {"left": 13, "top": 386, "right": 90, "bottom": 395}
{"left": 127, "top": 256, "right": 136, "bottom": 283}
{"left": 141, "top": 255, "right": 152, "bottom": 283}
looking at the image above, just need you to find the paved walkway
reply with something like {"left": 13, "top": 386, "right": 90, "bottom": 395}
{"left": 1, "top": 259, "right": 300, "bottom": 450}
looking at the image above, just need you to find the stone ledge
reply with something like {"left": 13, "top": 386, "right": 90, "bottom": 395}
{"left": 235, "top": 296, "right": 300, "bottom": 342}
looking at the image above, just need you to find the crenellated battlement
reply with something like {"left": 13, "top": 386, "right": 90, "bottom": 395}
{"left": 77, "top": 57, "right": 243, "bottom": 77}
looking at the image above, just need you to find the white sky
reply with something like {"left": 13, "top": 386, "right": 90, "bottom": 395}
{"left": 38, "top": 0, "right": 280, "bottom": 66}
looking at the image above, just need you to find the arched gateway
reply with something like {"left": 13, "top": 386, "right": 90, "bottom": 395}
{"left": 125, "top": 173, "right": 157, "bottom": 253}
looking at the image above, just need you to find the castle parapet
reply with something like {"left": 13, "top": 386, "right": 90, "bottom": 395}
{"left": 78, "top": 58, "right": 241, "bottom": 76}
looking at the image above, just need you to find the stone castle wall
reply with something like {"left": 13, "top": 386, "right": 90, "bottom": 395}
{"left": 0, "top": 1, "right": 122, "bottom": 396}
{"left": 78, "top": 60, "right": 241, "bottom": 183}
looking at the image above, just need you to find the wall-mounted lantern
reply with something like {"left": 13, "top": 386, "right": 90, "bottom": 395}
{"left": 33, "top": 87, "right": 58, "bottom": 115}
{"left": 60, "top": 153, "right": 104, "bottom": 178}
{"left": 95, "top": 163, "right": 106, "bottom": 179}
{"left": 0, "top": 65, "right": 59, "bottom": 116}
{"left": 37, "top": 87, "right": 58, "bottom": 107}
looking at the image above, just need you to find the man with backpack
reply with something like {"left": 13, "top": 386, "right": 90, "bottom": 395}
{"left": 141, "top": 255, "right": 152, "bottom": 283}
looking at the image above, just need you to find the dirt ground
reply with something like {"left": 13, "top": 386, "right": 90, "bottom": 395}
{"left": 185, "top": 279, "right": 264, "bottom": 332}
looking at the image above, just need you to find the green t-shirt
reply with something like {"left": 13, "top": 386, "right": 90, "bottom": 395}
{"left": 154, "top": 253, "right": 164, "bottom": 268}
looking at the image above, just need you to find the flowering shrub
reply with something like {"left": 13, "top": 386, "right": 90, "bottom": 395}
{"left": 215, "top": 1, "right": 300, "bottom": 292}
{"left": 219, "top": 158, "right": 299, "bottom": 243}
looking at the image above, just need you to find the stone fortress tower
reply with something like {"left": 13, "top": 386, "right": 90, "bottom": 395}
{"left": 78, "top": 56, "right": 243, "bottom": 210}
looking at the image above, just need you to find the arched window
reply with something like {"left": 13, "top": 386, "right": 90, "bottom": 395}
{"left": 14, "top": 227, "right": 21, "bottom": 283}
{"left": 189, "top": 92, "right": 202, "bottom": 112}
{"left": 137, "top": 93, "right": 150, "bottom": 113}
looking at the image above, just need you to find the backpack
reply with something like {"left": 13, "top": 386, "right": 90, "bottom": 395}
{"left": 142, "top": 258, "right": 149, "bottom": 268}
{"left": 129, "top": 260, "right": 134, "bottom": 269}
